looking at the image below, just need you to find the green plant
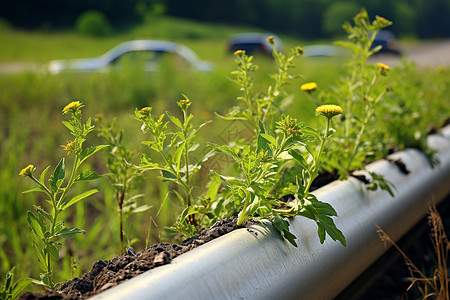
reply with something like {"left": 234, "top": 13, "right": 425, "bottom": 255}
{"left": 95, "top": 114, "right": 151, "bottom": 254}
{"left": 0, "top": 267, "right": 33, "bottom": 300}
{"left": 320, "top": 9, "right": 395, "bottom": 194}
{"left": 19, "top": 101, "right": 106, "bottom": 288}
{"left": 135, "top": 95, "right": 214, "bottom": 238}
{"left": 212, "top": 39, "right": 346, "bottom": 246}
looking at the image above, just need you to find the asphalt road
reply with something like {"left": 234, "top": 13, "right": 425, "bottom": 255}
{"left": 368, "top": 39, "right": 450, "bottom": 68}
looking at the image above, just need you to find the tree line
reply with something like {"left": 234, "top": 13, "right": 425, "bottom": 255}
{"left": 1, "top": 0, "right": 450, "bottom": 38}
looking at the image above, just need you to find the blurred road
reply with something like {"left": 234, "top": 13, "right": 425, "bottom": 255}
{"left": 368, "top": 39, "right": 450, "bottom": 68}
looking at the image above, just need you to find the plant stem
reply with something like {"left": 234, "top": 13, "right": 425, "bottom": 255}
{"left": 304, "top": 117, "right": 330, "bottom": 193}
{"left": 237, "top": 190, "right": 250, "bottom": 226}
{"left": 182, "top": 109, "right": 195, "bottom": 225}
{"left": 346, "top": 108, "right": 373, "bottom": 171}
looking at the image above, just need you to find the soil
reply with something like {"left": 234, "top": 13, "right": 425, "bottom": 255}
{"left": 19, "top": 217, "right": 255, "bottom": 300}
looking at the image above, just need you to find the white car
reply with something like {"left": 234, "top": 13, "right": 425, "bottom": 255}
{"left": 47, "top": 40, "right": 213, "bottom": 74}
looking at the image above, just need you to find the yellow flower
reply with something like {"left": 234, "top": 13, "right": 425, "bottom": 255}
{"left": 19, "top": 164, "right": 35, "bottom": 177}
{"left": 178, "top": 97, "right": 191, "bottom": 110}
{"left": 139, "top": 107, "right": 152, "bottom": 115}
{"left": 377, "top": 62, "right": 390, "bottom": 76}
{"left": 61, "top": 140, "right": 76, "bottom": 155}
{"left": 63, "top": 101, "right": 83, "bottom": 114}
{"left": 377, "top": 62, "right": 390, "bottom": 71}
{"left": 234, "top": 50, "right": 244, "bottom": 56}
{"left": 296, "top": 46, "right": 304, "bottom": 55}
{"left": 316, "top": 105, "right": 343, "bottom": 119}
{"left": 375, "top": 15, "right": 391, "bottom": 27}
{"left": 266, "top": 36, "right": 274, "bottom": 44}
{"left": 301, "top": 82, "right": 318, "bottom": 93}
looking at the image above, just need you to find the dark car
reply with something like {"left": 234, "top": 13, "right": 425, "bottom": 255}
{"left": 227, "top": 33, "right": 283, "bottom": 56}
{"left": 370, "top": 30, "right": 402, "bottom": 55}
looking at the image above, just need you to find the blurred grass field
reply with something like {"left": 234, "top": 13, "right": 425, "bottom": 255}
{"left": 0, "top": 16, "right": 348, "bottom": 288}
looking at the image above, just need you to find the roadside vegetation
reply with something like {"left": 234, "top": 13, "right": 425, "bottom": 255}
{"left": 0, "top": 10, "right": 449, "bottom": 298}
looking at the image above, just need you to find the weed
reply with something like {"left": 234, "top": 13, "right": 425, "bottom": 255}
{"left": 19, "top": 102, "right": 106, "bottom": 288}
{"left": 95, "top": 114, "right": 151, "bottom": 254}
{"left": 136, "top": 95, "right": 214, "bottom": 238}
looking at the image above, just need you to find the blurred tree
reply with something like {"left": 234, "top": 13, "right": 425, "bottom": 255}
{"left": 414, "top": 0, "right": 450, "bottom": 37}
{"left": 322, "top": 2, "right": 360, "bottom": 37}
{"left": 393, "top": 2, "right": 416, "bottom": 36}
{"left": 75, "top": 10, "right": 112, "bottom": 37}
{"left": 0, "top": 0, "right": 449, "bottom": 38}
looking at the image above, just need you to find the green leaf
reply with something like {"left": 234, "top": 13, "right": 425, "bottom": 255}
{"left": 207, "top": 171, "right": 222, "bottom": 203}
{"left": 257, "top": 134, "right": 273, "bottom": 156}
{"left": 173, "top": 190, "right": 186, "bottom": 206}
{"left": 166, "top": 112, "right": 183, "bottom": 129}
{"left": 22, "top": 187, "right": 46, "bottom": 194}
{"left": 272, "top": 216, "right": 297, "bottom": 247}
{"left": 33, "top": 244, "right": 47, "bottom": 273}
{"left": 298, "top": 198, "right": 346, "bottom": 246}
{"left": 132, "top": 204, "right": 152, "bottom": 214}
{"left": 60, "top": 189, "right": 99, "bottom": 210}
{"left": 326, "top": 128, "right": 336, "bottom": 139}
{"left": 56, "top": 227, "right": 85, "bottom": 239}
{"left": 40, "top": 165, "right": 51, "bottom": 185}
{"left": 314, "top": 202, "right": 338, "bottom": 217}
{"left": 79, "top": 145, "right": 109, "bottom": 165}
{"left": 210, "top": 143, "right": 240, "bottom": 162}
{"left": 75, "top": 170, "right": 102, "bottom": 182}
{"left": 11, "top": 278, "right": 34, "bottom": 300}
{"left": 302, "top": 126, "right": 321, "bottom": 139}
{"left": 62, "top": 120, "right": 74, "bottom": 132}
{"left": 34, "top": 206, "right": 52, "bottom": 222}
{"left": 161, "top": 169, "right": 178, "bottom": 182}
{"left": 316, "top": 214, "right": 346, "bottom": 246}
{"left": 174, "top": 140, "right": 186, "bottom": 171}
{"left": 27, "top": 211, "right": 45, "bottom": 238}
{"left": 260, "top": 134, "right": 277, "bottom": 147}
{"left": 49, "top": 158, "right": 65, "bottom": 192}
{"left": 46, "top": 244, "right": 59, "bottom": 260}
{"left": 334, "top": 40, "right": 359, "bottom": 53}
{"left": 288, "top": 149, "right": 308, "bottom": 169}
{"left": 3, "top": 267, "right": 14, "bottom": 292}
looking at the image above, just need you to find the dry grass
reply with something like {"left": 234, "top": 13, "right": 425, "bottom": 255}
{"left": 377, "top": 204, "right": 449, "bottom": 300}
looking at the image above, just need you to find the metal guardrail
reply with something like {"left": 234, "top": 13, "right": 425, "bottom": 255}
{"left": 92, "top": 125, "right": 450, "bottom": 300}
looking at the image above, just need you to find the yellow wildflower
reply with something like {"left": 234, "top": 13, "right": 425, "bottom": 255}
{"left": 301, "top": 82, "right": 318, "bottom": 93}
{"left": 61, "top": 140, "right": 76, "bottom": 155}
{"left": 377, "top": 62, "right": 390, "bottom": 76}
{"left": 63, "top": 101, "right": 83, "bottom": 114}
{"left": 316, "top": 105, "right": 344, "bottom": 119}
{"left": 377, "top": 62, "right": 390, "bottom": 71}
{"left": 266, "top": 36, "right": 274, "bottom": 44}
{"left": 178, "top": 97, "right": 191, "bottom": 110}
{"left": 139, "top": 107, "right": 152, "bottom": 115}
{"left": 234, "top": 50, "right": 244, "bottom": 56}
{"left": 296, "top": 46, "right": 304, "bottom": 55}
{"left": 19, "top": 164, "right": 35, "bottom": 177}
